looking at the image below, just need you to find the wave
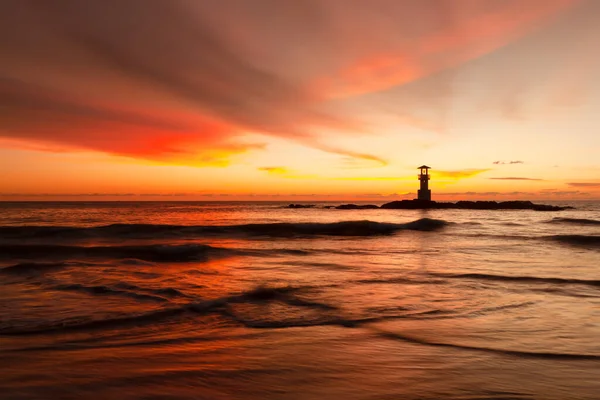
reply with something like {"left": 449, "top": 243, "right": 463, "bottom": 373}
{"left": 453, "top": 232, "right": 600, "bottom": 249}
{"left": 399, "top": 218, "right": 449, "bottom": 231}
{"left": 463, "top": 301, "right": 536, "bottom": 316}
{"left": 547, "top": 217, "right": 600, "bottom": 226}
{"left": 8, "top": 305, "right": 598, "bottom": 362}
{"left": 52, "top": 283, "right": 169, "bottom": 303}
{"left": 0, "top": 285, "right": 335, "bottom": 336}
{"left": 50, "top": 280, "right": 192, "bottom": 303}
{"left": 527, "top": 287, "right": 600, "bottom": 299}
{"left": 0, "top": 218, "right": 449, "bottom": 241}
{"left": 0, "top": 243, "right": 235, "bottom": 263}
{"left": 357, "top": 277, "right": 447, "bottom": 285}
{"left": 113, "top": 282, "right": 189, "bottom": 299}
{"left": 0, "top": 261, "right": 92, "bottom": 274}
{"left": 546, "top": 235, "right": 600, "bottom": 249}
{"left": 452, "top": 233, "right": 532, "bottom": 242}
{"left": 432, "top": 272, "right": 600, "bottom": 288}
{"left": 373, "top": 328, "right": 600, "bottom": 361}
{"left": 0, "top": 306, "right": 190, "bottom": 336}
{"left": 500, "top": 222, "right": 524, "bottom": 226}
{"left": 5, "top": 281, "right": 597, "bottom": 363}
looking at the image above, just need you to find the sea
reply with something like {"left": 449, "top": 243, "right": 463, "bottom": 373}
{"left": 0, "top": 200, "right": 599, "bottom": 400}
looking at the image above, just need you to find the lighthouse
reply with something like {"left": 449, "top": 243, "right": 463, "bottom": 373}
{"left": 417, "top": 165, "right": 431, "bottom": 201}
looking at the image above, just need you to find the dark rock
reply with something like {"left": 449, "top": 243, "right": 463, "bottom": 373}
{"left": 335, "top": 204, "right": 380, "bottom": 210}
{"left": 380, "top": 199, "right": 570, "bottom": 211}
{"left": 287, "top": 204, "right": 316, "bottom": 209}
{"left": 380, "top": 200, "right": 440, "bottom": 209}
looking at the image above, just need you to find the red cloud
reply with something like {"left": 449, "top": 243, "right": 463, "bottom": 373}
{"left": 315, "top": 0, "right": 578, "bottom": 97}
{"left": 0, "top": 0, "right": 580, "bottom": 165}
{"left": 0, "top": 78, "right": 255, "bottom": 165}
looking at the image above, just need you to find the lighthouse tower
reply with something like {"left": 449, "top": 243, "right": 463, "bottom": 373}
{"left": 417, "top": 165, "right": 431, "bottom": 201}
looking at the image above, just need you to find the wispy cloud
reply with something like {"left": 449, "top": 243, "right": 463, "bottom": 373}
{"left": 440, "top": 191, "right": 501, "bottom": 196}
{"left": 493, "top": 161, "right": 525, "bottom": 165}
{"left": 539, "top": 189, "right": 589, "bottom": 196}
{"left": 489, "top": 177, "right": 543, "bottom": 181}
{"left": 311, "top": 143, "right": 388, "bottom": 166}
{"left": 257, "top": 166, "right": 316, "bottom": 179}
{"left": 567, "top": 182, "right": 600, "bottom": 187}
{"left": 0, "top": 192, "right": 193, "bottom": 197}
{"left": 258, "top": 166, "right": 290, "bottom": 175}
{"left": 332, "top": 176, "right": 404, "bottom": 181}
{"left": 433, "top": 169, "right": 491, "bottom": 179}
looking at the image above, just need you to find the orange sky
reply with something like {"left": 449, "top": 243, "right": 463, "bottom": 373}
{"left": 1, "top": 0, "right": 599, "bottom": 201}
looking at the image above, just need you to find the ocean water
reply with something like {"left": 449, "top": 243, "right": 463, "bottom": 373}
{"left": 0, "top": 201, "right": 599, "bottom": 400}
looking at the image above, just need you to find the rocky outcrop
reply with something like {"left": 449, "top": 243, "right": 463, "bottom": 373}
{"left": 335, "top": 204, "right": 379, "bottom": 210}
{"left": 380, "top": 200, "right": 571, "bottom": 211}
{"left": 286, "top": 204, "right": 316, "bottom": 209}
{"left": 286, "top": 200, "right": 570, "bottom": 211}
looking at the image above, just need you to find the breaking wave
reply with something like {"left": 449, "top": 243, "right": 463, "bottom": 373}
{"left": 0, "top": 218, "right": 449, "bottom": 241}
{"left": 373, "top": 329, "right": 600, "bottom": 361}
{"left": 0, "top": 306, "right": 190, "bottom": 336}
{"left": 0, "top": 261, "right": 90, "bottom": 274}
{"left": 0, "top": 285, "right": 334, "bottom": 336}
{"left": 3, "top": 282, "right": 598, "bottom": 363}
{"left": 547, "top": 217, "right": 600, "bottom": 226}
{"left": 0, "top": 243, "right": 235, "bottom": 263}
{"left": 51, "top": 283, "right": 171, "bottom": 303}
{"left": 431, "top": 272, "right": 600, "bottom": 288}
{"left": 546, "top": 235, "right": 600, "bottom": 249}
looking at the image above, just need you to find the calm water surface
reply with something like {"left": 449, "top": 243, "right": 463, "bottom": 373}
{"left": 0, "top": 201, "right": 599, "bottom": 399}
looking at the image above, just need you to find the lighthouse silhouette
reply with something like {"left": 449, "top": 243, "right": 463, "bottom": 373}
{"left": 417, "top": 165, "right": 431, "bottom": 201}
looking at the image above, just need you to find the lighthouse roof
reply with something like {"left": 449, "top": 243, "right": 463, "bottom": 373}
{"left": 418, "top": 165, "right": 431, "bottom": 169}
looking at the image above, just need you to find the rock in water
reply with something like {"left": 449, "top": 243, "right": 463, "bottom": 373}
{"left": 380, "top": 200, "right": 570, "bottom": 211}
{"left": 335, "top": 204, "right": 379, "bottom": 210}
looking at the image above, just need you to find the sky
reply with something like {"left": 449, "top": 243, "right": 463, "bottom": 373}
{"left": 1, "top": 0, "right": 599, "bottom": 201}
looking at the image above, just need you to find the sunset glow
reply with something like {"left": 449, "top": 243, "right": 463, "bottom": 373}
{"left": 1, "top": 0, "right": 599, "bottom": 200}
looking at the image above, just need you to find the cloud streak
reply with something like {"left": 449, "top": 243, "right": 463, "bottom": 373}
{"left": 493, "top": 161, "right": 525, "bottom": 165}
{"left": 567, "top": 182, "right": 600, "bottom": 187}
{"left": 490, "top": 177, "right": 543, "bottom": 181}
{"left": 258, "top": 166, "right": 290, "bottom": 175}
{"left": 0, "top": 77, "right": 260, "bottom": 165}
{"left": 0, "top": 0, "right": 579, "bottom": 166}
{"left": 433, "top": 169, "right": 491, "bottom": 179}
{"left": 257, "top": 166, "right": 317, "bottom": 179}
{"left": 0, "top": 0, "right": 369, "bottom": 164}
